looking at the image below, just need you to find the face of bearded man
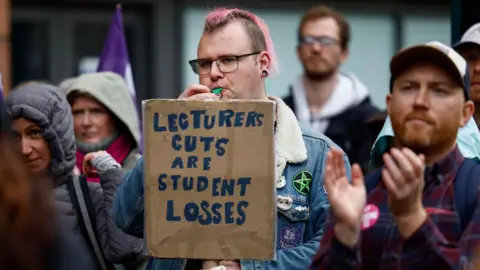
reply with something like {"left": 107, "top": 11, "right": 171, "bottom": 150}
{"left": 388, "top": 63, "right": 467, "bottom": 155}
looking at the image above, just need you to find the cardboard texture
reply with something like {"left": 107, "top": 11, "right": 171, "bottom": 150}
{"left": 143, "top": 99, "right": 276, "bottom": 260}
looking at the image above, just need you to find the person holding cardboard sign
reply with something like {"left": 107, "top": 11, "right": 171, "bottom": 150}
{"left": 114, "top": 7, "right": 351, "bottom": 270}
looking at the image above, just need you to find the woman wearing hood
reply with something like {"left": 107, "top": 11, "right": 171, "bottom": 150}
{"left": 65, "top": 72, "right": 141, "bottom": 181}
{"left": 3, "top": 82, "right": 144, "bottom": 269}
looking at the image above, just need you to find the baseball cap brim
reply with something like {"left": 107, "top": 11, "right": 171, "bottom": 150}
{"left": 453, "top": 40, "right": 480, "bottom": 50}
{"left": 390, "top": 45, "right": 465, "bottom": 89}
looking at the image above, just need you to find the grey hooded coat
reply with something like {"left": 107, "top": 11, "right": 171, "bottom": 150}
{"left": 4, "top": 83, "right": 144, "bottom": 269}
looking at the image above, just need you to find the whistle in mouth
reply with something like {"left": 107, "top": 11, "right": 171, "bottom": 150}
{"left": 211, "top": 87, "right": 222, "bottom": 94}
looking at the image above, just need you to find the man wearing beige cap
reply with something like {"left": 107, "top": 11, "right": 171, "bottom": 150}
{"left": 454, "top": 22, "right": 480, "bottom": 127}
{"left": 311, "top": 41, "right": 480, "bottom": 269}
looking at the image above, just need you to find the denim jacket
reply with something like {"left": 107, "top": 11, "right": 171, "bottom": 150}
{"left": 113, "top": 96, "right": 351, "bottom": 270}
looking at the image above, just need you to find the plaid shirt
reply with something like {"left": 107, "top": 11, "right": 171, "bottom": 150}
{"left": 311, "top": 146, "right": 480, "bottom": 270}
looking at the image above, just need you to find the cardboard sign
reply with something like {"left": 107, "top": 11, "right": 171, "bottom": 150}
{"left": 143, "top": 99, "right": 276, "bottom": 260}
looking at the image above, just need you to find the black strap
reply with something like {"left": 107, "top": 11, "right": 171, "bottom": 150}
{"left": 454, "top": 158, "right": 480, "bottom": 230}
{"left": 67, "top": 176, "right": 115, "bottom": 270}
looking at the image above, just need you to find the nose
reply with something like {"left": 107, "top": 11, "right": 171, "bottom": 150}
{"left": 311, "top": 42, "right": 322, "bottom": 53}
{"left": 21, "top": 138, "right": 33, "bottom": 156}
{"left": 81, "top": 112, "right": 93, "bottom": 127}
{"left": 209, "top": 62, "right": 224, "bottom": 81}
{"left": 413, "top": 87, "right": 430, "bottom": 108}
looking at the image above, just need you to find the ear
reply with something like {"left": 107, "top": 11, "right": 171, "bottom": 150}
{"left": 461, "top": 100, "right": 475, "bottom": 127}
{"left": 386, "top": 93, "right": 392, "bottom": 115}
{"left": 258, "top": 51, "right": 271, "bottom": 74}
{"left": 340, "top": 47, "right": 349, "bottom": 64}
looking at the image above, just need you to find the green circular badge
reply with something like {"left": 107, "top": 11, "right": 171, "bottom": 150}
{"left": 292, "top": 171, "right": 313, "bottom": 195}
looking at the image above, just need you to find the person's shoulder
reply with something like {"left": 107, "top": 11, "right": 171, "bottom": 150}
{"left": 122, "top": 148, "right": 142, "bottom": 170}
{"left": 300, "top": 123, "right": 344, "bottom": 151}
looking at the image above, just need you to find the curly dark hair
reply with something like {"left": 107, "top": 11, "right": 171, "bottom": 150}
{"left": 0, "top": 134, "right": 55, "bottom": 270}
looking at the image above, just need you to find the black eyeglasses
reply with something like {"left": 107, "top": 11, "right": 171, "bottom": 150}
{"left": 299, "top": 36, "right": 338, "bottom": 47}
{"left": 189, "top": 52, "right": 261, "bottom": 75}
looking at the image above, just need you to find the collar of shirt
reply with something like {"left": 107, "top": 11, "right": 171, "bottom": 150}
{"left": 424, "top": 145, "right": 464, "bottom": 187}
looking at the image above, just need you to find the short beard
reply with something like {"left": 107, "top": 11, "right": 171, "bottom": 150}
{"left": 304, "top": 68, "right": 336, "bottom": 82}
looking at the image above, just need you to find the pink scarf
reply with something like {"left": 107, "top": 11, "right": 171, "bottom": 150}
{"left": 75, "top": 134, "right": 132, "bottom": 182}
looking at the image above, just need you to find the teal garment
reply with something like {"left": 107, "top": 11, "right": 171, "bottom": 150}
{"left": 370, "top": 116, "right": 480, "bottom": 170}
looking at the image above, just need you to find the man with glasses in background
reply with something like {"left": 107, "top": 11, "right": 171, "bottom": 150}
{"left": 114, "top": 7, "right": 349, "bottom": 270}
{"left": 284, "top": 5, "right": 379, "bottom": 172}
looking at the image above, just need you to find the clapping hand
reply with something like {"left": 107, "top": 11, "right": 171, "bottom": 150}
{"left": 323, "top": 149, "right": 366, "bottom": 247}
{"left": 381, "top": 148, "right": 427, "bottom": 237}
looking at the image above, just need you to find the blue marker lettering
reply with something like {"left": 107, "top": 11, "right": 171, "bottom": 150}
{"left": 211, "top": 203, "right": 223, "bottom": 224}
{"left": 237, "top": 177, "right": 251, "bottom": 196}
{"left": 219, "top": 110, "right": 234, "bottom": 127}
{"left": 167, "top": 113, "right": 178, "bottom": 132}
{"left": 184, "top": 202, "right": 199, "bottom": 222}
{"left": 153, "top": 113, "right": 167, "bottom": 132}
{"left": 200, "top": 136, "right": 214, "bottom": 152}
{"left": 224, "top": 202, "right": 235, "bottom": 224}
{"left": 234, "top": 111, "right": 245, "bottom": 127}
{"left": 171, "top": 175, "right": 180, "bottom": 190}
{"left": 203, "top": 157, "right": 212, "bottom": 171}
{"left": 158, "top": 174, "right": 167, "bottom": 191}
{"left": 198, "top": 201, "right": 212, "bottom": 225}
{"left": 178, "top": 112, "right": 189, "bottom": 130}
{"left": 190, "top": 110, "right": 206, "bottom": 129}
{"left": 197, "top": 176, "right": 209, "bottom": 192}
{"left": 221, "top": 179, "right": 235, "bottom": 196}
{"left": 171, "top": 157, "right": 184, "bottom": 169}
{"left": 187, "top": 156, "right": 198, "bottom": 168}
{"left": 245, "top": 112, "right": 258, "bottom": 127}
{"left": 215, "top": 138, "right": 229, "bottom": 156}
{"left": 166, "top": 200, "right": 180, "bottom": 221}
{"left": 204, "top": 114, "right": 216, "bottom": 129}
{"left": 236, "top": 201, "right": 249, "bottom": 225}
{"left": 183, "top": 176, "right": 193, "bottom": 191}
{"left": 171, "top": 134, "right": 182, "bottom": 151}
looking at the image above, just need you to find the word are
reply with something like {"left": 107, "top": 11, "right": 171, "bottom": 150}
{"left": 153, "top": 109, "right": 264, "bottom": 132}
{"left": 158, "top": 174, "right": 251, "bottom": 197}
{"left": 166, "top": 200, "right": 249, "bottom": 225}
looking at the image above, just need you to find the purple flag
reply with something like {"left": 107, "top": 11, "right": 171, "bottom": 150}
{"left": 0, "top": 73, "right": 3, "bottom": 102}
{"left": 97, "top": 5, "right": 142, "bottom": 152}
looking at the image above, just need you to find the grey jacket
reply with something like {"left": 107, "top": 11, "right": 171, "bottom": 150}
{"left": 4, "top": 83, "right": 144, "bottom": 269}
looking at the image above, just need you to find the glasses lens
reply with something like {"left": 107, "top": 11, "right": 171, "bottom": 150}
{"left": 189, "top": 60, "right": 200, "bottom": 74}
{"left": 217, "top": 56, "right": 238, "bottom": 73}
{"left": 301, "top": 36, "right": 337, "bottom": 47}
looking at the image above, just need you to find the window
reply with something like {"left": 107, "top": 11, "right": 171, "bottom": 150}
{"left": 11, "top": 21, "right": 50, "bottom": 86}
{"left": 402, "top": 14, "right": 451, "bottom": 48}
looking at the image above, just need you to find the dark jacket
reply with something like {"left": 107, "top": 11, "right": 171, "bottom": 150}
{"left": 3, "top": 83, "right": 144, "bottom": 269}
{"left": 283, "top": 90, "right": 379, "bottom": 171}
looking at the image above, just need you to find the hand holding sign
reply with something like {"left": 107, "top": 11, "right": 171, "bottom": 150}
{"left": 324, "top": 149, "right": 366, "bottom": 247}
{"left": 381, "top": 147, "right": 427, "bottom": 238}
{"left": 83, "top": 151, "right": 102, "bottom": 177}
{"left": 179, "top": 84, "right": 219, "bottom": 100}
{"left": 219, "top": 260, "right": 241, "bottom": 270}
{"left": 83, "top": 150, "right": 120, "bottom": 177}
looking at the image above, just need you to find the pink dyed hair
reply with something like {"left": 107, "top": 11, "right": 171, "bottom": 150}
{"left": 204, "top": 7, "right": 279, "bottom": 75}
